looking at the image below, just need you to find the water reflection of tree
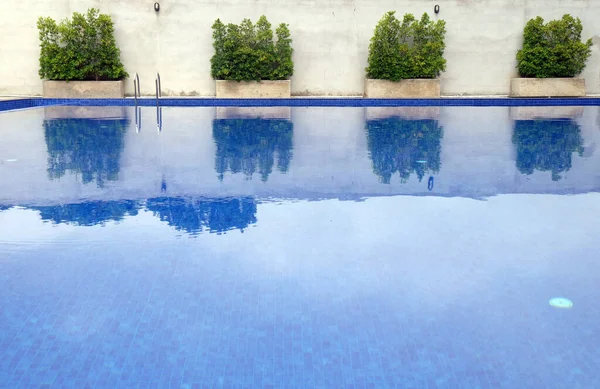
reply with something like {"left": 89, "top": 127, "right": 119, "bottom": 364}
{"left": 366, "top": 118, "right": 443, "bottom": 184}
{"left": 33, "top": 200, "right": 140, "bottom": 226}
{"left": 44, "top": 118, "right": 129, "bottom": 188}
{"left": 213, "top": 119, "right": 293, "bottom": 181}
{"left": 146, "top": 197, "right": 257, "bottom": 235}
{"left": 513, "top": 119, "right": 584, "bottom": 181}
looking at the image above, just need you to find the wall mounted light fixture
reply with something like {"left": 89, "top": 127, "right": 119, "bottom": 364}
{"left": 434, "top": 5, "right": 440, "bottom": 14}
{"left": 154, "top": 2, "right": 160, "bottom": 12}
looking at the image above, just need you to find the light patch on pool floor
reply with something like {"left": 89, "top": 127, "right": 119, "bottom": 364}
{"left": 549, "top": 298, "right": 573, "bottom": 309}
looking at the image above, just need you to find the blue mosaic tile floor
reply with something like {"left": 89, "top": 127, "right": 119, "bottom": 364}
{"left": 1, "top": 195, "right": 599, "bottom": 389}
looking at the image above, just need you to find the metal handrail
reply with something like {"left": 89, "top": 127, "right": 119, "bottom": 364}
{"left": 133, "top": 73, "right": 141, "bottom": 102}
{"left": 132, "top": 72, "right": 162, "bottom": 133}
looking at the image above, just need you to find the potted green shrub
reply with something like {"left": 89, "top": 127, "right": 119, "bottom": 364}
{"left": 365, "top": 11, "right": 446, "bottom": 98}
{"left": 210, "top": 16, "right": 293, "bottom": 98}
{"left": 510, "top": 14, "right": 592, "bottom": 97}
{"left": 37, "top": 8, "right": 128, "bottom": 98}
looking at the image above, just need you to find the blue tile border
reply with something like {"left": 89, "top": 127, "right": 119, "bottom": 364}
{"left": 2, "top": 97, "right": 600, "bottom": 112}
{"left": 0, "top": 99, "right": 39, "bottom": 112}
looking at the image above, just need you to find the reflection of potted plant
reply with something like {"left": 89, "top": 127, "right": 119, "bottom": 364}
{"left": 44, "top": 117, "right": 129, "bottom": 187}
{"left": 212, "top": 118, "right": 293, "bottom": 181}
{"left": 33, "top": 200, "right": 140, "bottom": 226}
{"left": 366, "top": 117, "right": 443, "bottom": 183}
{"left": 21, "top": 196, "right": 258, "bottom": 234}
{"left": 211, "top": 16, "right": 293, "bottom": 98}
{"left": 510, "top": 15, "right": 592, "bottom": 97}
{"left": 365, "top": 12, "right": 446, "bottom": 98}
{"left": 512, "top": 119, "right": 584, "bottom": 181}
{"left": 37, "top": 8, "right": 128, "bottom": 98}
{"left": 146, "top": 197, "right": 257, "bottom": 235}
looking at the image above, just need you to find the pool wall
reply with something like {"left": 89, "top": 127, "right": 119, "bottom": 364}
{"left": 1, "top": 0, "right": 600, "bottom": 97}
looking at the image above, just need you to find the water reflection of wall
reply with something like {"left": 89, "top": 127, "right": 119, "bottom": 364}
{"left": 438, "top": 106, "right": 599, "bottom": 196}
{"left": 1, "top": 106, "right": 600, "bottom": 205}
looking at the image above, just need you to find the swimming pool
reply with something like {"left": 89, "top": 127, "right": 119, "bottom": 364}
{"left": 1, "top": 101, "right": 599, "bottom": 389}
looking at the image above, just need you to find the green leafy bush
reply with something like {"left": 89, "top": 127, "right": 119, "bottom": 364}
{"left": 366, "top": 12, "right": 446, "bottom": 81}
{"left": 211, "top": 16, "right": 294, "bottom": 81}
{"left": 516, "top": 15, "right": 592, "bottom": 78}
{"left": 37, "top": 8, "right": 128, "bottom": 81}
{"left": 366, "top": 117, "right": 443, "bottom": 184}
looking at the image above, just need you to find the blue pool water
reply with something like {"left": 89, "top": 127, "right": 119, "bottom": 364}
{"left": 1, "top": 104, "right": 600, "bottom": 389}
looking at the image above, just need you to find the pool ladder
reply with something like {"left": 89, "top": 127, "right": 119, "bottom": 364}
{"left": 133, "top": 72, "right": 162, "bottom": 133}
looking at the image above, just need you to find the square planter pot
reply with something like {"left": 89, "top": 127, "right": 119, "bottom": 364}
{"left": 364, "top": 79, "right": 440, "bottom": 98}
{"left": 215, "top": 80, "right": 291, "bottom": 98}
{"left": 43, "top": 80, "right": 125, "bottom": 98}
{"left": 509, "top": 78, "right": 586, "bottom": 97}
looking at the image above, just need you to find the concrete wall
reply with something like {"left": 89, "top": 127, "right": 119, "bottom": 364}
{"left": 1, "top": 0, "right": 600, "bottom": 96}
